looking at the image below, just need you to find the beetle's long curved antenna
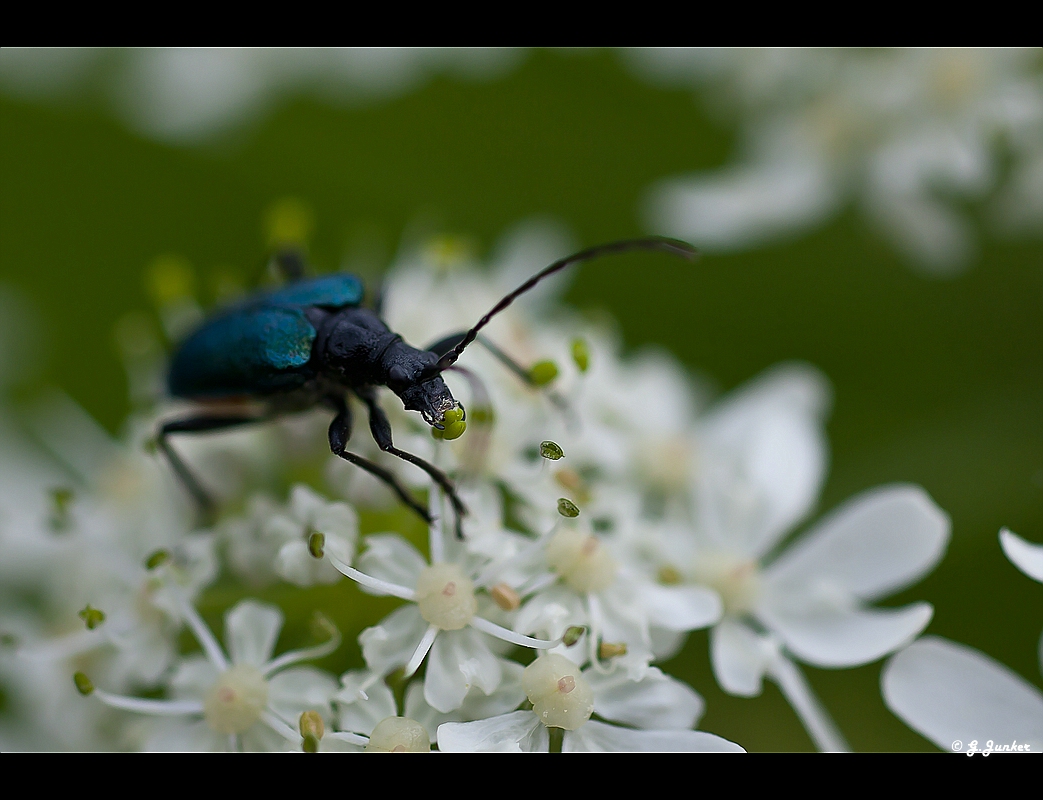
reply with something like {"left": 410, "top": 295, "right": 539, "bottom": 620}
{"left": 426, "top": 236, "right": 697, "bottom": 375}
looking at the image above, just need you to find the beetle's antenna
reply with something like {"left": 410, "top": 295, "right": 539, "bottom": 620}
{"left": 427, "top": 237, "right": 697, "bottom": 375}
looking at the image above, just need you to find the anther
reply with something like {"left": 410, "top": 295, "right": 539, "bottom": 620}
{"left": 528, "top": 360, "right": 559, "bottom": 386}
{"left": 300, "top": 710, "right": 324, "bottom": 753}
{"left": 557, "top": 498, "right": 580, "bottom": 518}
{"left": 145, "top": 549, "right": 172, "bottom": 570}
{"left": 490, "top": 583, "right": 521, "bottom": 611}
{"left": 73, "top": 672, "right": 94, "bottom": 696}
{"left": 599, "top": 642, "right": 628, "bottom": 660}
{"left": 78, "top": 605, "right": 105, "bottom": 630}
{"left": 571, "top": 339, "right": 590, "bottom": 373}
{"left": 540, "top": 441, "right": 565, "bottom": 461}
{"left": 308, "top": 531, "right": 325, "bottom": 558}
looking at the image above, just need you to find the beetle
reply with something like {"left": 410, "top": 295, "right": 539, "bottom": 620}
{"left": 158, "top": 236, "right": 696, "bottom": 537}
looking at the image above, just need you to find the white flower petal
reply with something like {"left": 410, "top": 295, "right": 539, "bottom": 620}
{"left": 225, "top": 600, "right": 283, "bottom": 668}
{"left": 760, "top": 601, "right": 933, "bottom": 668}
{"left": 337, "top": 671, "right": 398, "bottom": 735}
{"left": 698, "top": 364, "right": 830, "bottom": 560}
{"left": 643, "top": 582, "right": 722, "bottom": 632}
{"left": 168, "top": 655, "right": 220, "bottom": 700}
{"left": 274, "top": 539, "right": 344, "bottom": 587}
{"left": 356, "top": 534, "right": 427, "bottom": 593}
{"left": 289, "top": 484, "right": 327, "bottom": 525}
{"left": 424, "top": 628, "right": 502, "bottom": 714}
{"left": 267, "top": 666, "right": 338, "bottom": 719}
{"left": 144, "top": 718, "right": 225, "bottom": 752}
{"left": 586, "top": 666, "right": 704, "bottom": 730}
{"left": 882, "top": 636, "right": 1043, "bottom": 751}
{"left": 999, "top": 528, "right": 1043, "bottom": 583}
{"left": 564, "top": 719, "right": 745, "bottom": 752}
{"left": 359, "top": 604, "right": 428, "bottom": 674}
{"left": 437, "top": 711, "right": 547, "bottom": 752}
{"left": 764, "top": 484, "right": 950, "bottom": 601}
{"left": 711, "top": 619, "right": 769, "bottom": 697}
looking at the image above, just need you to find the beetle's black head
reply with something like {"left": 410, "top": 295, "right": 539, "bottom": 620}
{"left": 385, "top": 349, "right": 466, "bottom": 438}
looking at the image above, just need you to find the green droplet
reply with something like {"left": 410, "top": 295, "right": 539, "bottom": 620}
{"left": 308, "top": 532, "right": 325, "bottom": 559}
{"left": 528, "top": 360, "right": 559, "bottom": 387}
{"left": 557, "top": 498, "right": 580, "bottom": 518}
{"left": 443, "top": 407, "right": 464, "bottom": 424}
{"left": 440, "top": 419, "right": 467, "bottom": 441}
{"left": 571, "top": 338, "right": 590, "bottom": 373}
{"left": 73, "top": 672, "right": 94, "bottom": 696}
{"left": 78, "top": 605, "right": 106, "bottom": 630}
{"left": 144, "top": 549, "right": 171, "bottom": 570}
{"left": 431, "top": 426, "right": 445, "bottom": 440}
{"left": 562, "top": 625, "right": 586, "bottom": 647}
{"left": 539, "top": 441, "right": 564, "bottom": 461}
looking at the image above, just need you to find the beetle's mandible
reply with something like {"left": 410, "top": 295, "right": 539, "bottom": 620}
{"left": 158, "top": 237, "right": 697, "bottom": 538}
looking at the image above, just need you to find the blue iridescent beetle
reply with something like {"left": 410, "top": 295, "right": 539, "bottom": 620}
{"left": 159, "top": 237, "right": 696, "bottom": 537}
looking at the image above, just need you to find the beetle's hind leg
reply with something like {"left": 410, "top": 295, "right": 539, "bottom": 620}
{"left": 157, "top": 412, "right": 265, "bottom": 525}
{"left": 326, "top": 396, "right": 432, "bottom": 525}
{"left": 354, "top": 387, "right": 468, "bottom": 539}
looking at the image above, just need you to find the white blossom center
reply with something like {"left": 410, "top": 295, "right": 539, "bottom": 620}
{"left": 203, "top": 664, "right": 269, "bottom": 734}
{"left": 692, "top": 551, "right": 761, "bottom": 615}
{"left": 415, "top": 563, "right": 478, "bottom": 630}
{"left": 365, "top": 717, "right": 431, "bottom": 752}
{"left": 545, "top": 528, "right": 618, "bottom": 593}
{"left": 522, "top": 654, "right": 594, "bottom": 731}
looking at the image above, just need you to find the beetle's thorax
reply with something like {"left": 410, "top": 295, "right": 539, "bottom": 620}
{"left": 315, "top": 307, "right": 459, "bottom": 425}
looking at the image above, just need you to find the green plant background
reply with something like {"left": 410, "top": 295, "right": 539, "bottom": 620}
{"left": 1, "top": 50, "right": 1040, "bottom": 751}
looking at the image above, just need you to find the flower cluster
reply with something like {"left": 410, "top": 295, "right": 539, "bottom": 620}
{"left": 0, "top": 223, "right": 958, "bottom": 751}
{"left": 630, "top": 48, "right": 1043, "bottom": 274}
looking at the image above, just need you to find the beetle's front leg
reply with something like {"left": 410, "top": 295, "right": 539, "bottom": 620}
{"left": 325, "top": 395, "right": 432, "bottom": 525}
{"left": 354, "top": 387, "right": 468, "bottom": 539}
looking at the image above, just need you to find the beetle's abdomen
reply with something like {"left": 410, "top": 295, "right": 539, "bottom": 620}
{"left": 169, "top": 307, "right": 317, "bottom": 399}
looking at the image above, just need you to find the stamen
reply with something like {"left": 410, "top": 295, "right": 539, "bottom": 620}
{"left": 403, "top": 625, "right": 439, "bottom": 678}
{"left": 77, "top": 606, "right": 105, "bottom": 630}
{"left": 262, "top": 614, "right": 342, "bottom": 677}
{"left": 540, "top": 441, "right": 565, "bottom": 461}
{"left": 328, "top": 553, "right": 417, "bottom": 601}
{"left": 308, "top": 531, "right": 325, "bottom": 558}
{"left": 174, "top": 590, "right": 228, "bottom": 671}
{"left": 468, "top": 616, "right": 558, "bottom": 649}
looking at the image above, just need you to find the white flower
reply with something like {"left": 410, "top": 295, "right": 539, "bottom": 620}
{"left": 437, "top": 653, "right": 744, "bottom": 752}
{"left": 77, "top": 598, "right": 340, "bottom": 751}
{"left": 634, "top": 48, "right": 1043, "bottom": 274}
{"left": 882, "top": 636, "right": 1043, "bottom": 752}
{"left": 999, "top": 527, "right": 1043, "bottom": 584}
{"left": 329, "top": 490, "right": 561, "bottom": 714}
{"left": 223, "top": 484, "right": 357, "bottom": 587}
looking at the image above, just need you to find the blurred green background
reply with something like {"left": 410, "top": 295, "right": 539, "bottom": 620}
{"left": 1, "top": 49, "right": 1040, "bottom": 751}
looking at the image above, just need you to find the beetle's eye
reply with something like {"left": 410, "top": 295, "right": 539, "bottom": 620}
{"left": 388, "top": 365, "right": 411, "bottom": 388}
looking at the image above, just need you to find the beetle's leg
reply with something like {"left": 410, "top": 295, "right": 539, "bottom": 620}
{"left": 325, "top": 395, "right": 432, "bottom": 525}
{"left": 354, "top": 387, "right": 468, "bottom": 539}
{"left": 157, "top": 413, "right": 265, "bottom": 525}
{"left": 425, "top": 331, "right": 569, "bottom": 412}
